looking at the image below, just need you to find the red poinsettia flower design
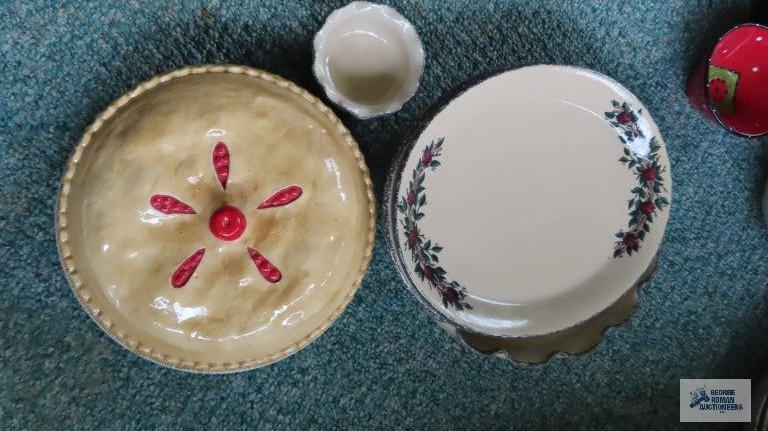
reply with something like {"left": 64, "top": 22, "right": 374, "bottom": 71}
{"left": 149, "top": 142, "right": 302, "bottom": 288}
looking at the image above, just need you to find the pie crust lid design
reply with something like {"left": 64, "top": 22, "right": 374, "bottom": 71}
{"left": 56, "top": 66, "right": 375, "bottom": 372}
{"left": 386, "top": 65, "right": 672, "bottom": 338}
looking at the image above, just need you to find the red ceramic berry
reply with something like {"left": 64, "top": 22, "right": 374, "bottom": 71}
{"left": 150, "top": 194, "right": 196, "bottom": 214}
{"left": 209, "top": 205, "right": 247, "bottom": 241}
{"left": 247, "top": 247, "right": 282, "bottom": 283}
{"left": 171, "top": 248, "right": 206, "bottom": 287}
{"left": 258, "top": 185, "right": 303, "bottom": 209}
{"left": 212, "top": 142, "right": 230, "bottom": 189}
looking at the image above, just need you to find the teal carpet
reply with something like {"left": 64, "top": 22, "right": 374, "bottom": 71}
{"left": 2, "top": 1, "right": 767, "bottom": 429}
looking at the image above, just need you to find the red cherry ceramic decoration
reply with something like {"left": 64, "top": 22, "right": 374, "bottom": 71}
{"left": 247, "top": 247, "right": 282, "bottom": 283}
{"left": 258, "top": 185, "right": 303, "bottom": 209}
{"left": 171, "top": 248, "right": 206, "bottom": 288}
{"left": 213, "top": 142, "right": 230, "bottom": 189}
{"left": 148, "top": 144, "right": 307, "bottom": 286}
{"left": 706, "top": 24, "right": 768, "bottom": 136}
{"left": 209, "top": 205, "right": 246, "bottom": 241}
{"left": 150, "top": 194, "right": 196, "bottom": 214}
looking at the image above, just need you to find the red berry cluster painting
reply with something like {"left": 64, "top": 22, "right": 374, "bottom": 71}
{"left": 149, "top": 142, "right": 303, "bottom": 287}
{"left": 397, "top": 138, "right": 471, "bottom": 310}
{"left": 605, "top": 101, "right": 669, "bottom": 258}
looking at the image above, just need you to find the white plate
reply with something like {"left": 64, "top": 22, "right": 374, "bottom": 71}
{"left": 386, "top": 65, "right": 671, "bottom": 337}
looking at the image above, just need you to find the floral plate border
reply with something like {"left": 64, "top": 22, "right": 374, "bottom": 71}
{"left": 605, "top": 100, "right": 670, "bottom": 258}
{"left": 396, "top": 138, "right": 471, "bottom": 310}
{"left": 394, "top": 99, "right": 670, "bottom": 312}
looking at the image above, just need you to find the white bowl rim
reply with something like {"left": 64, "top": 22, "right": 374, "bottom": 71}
{"left": 312, "top": 1, "right": 425, "bottom": 119}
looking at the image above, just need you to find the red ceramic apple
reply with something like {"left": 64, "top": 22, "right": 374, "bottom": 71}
{"left": 687, "top": 23, "right": 768, "bottom": 137}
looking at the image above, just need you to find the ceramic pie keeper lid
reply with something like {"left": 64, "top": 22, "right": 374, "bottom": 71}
{"left": 386, "top": 65, "right": 671, "bottom": 350}
{"left": 56, "top": 65, "right": 375, "bottom": 372}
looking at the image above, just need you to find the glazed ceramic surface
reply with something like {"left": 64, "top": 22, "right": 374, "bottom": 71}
{"left": 56, "top": 66, "right": 376, "bottom": 372}
{"left": 445, "top": 255, "right": 656, "bottom": 363}
{"left": 708, "top": 24, "right": 768, "bottom": 137}
{"left": 313, "top": 1, "right": 424, "bottom": 118}
{"left": 386, "top": 65, "right": 671, "bottom": 337}
{"left": 687, "top": 23, "right": 768, "bottom": 137}
{"left": 457, "top": 285, "right": 638, "bottom": 364}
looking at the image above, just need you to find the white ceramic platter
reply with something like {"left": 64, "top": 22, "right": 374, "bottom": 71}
{"left": 386, "top": 65, "right": 671, "bottom": 337}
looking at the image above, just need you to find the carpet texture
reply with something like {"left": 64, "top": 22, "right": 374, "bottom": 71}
{"left": 1, "top": 1, "right": 768, "bottom": 429}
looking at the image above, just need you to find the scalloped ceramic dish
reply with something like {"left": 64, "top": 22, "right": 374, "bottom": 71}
{"left": 56, "top": 66, "right": 375, "bottom": 373}
{"left": 313, "top": 1, "right": 424, "bottom": 118}
{"left": 386, "top": 65, "right": 671, "bottom": 339}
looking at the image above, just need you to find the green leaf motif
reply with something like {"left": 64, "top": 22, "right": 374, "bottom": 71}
{"left": 399, "top": 138, "right": 471, "bottom": 309}
{"left": 607, "top": 100, "right": 669, "bottom": 259}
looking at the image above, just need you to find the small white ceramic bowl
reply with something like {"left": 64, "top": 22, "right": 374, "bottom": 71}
{"left": 313, "top": 2, "right": 424, "bottom": 119}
